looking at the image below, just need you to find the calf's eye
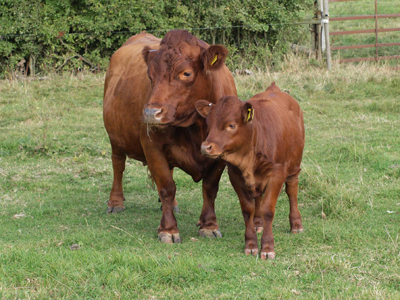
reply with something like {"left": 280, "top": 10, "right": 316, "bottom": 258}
{"left": 227, "top": 124, "right": 236, "bottom": 130}
{"left": 183, "top": 72, "right": 192, "bottom": 77}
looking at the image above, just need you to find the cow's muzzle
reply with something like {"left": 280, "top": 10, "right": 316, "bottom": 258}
{"left": 144, "top": 107, "right": 165, "bottom": 124}
{"left": 143, "top": 103, "right": 176, "bottom": 125}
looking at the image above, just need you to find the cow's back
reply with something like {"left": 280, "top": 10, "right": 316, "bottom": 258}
{"left": 250, "top": 86, "right": 304, "bottom": 176}
{"left": 103, "top": 32, "right": 161, "bottom": 161}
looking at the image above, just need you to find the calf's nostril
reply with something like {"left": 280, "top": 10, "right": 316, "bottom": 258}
{"left": 201, "top": 143, "right": 212, "bottom": 155}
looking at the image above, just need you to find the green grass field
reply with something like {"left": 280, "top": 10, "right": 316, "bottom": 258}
{"left": 1, "top": 58, "right": 399, "bottom": 298}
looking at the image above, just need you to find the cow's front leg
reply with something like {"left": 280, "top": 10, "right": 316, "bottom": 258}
{"left": 197, "top": 160, "right": 225, "bottom": 238}
{"left": 145, "top": 152, "right": 181, "bottom": 244}
{"left": 107, "top": 146, "right": 126, "bottom": 214}
{"left": 158, "top": 168, "right": 180, "bottom": 213}
{"left": 260, "top": 175, "right": 285, "bottom": 260}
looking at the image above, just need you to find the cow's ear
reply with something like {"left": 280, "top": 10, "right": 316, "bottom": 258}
{"left": 195, "top": 100, "right": 213, "bottom": 118}
{"left": 142, "top": 46, "right": 158, "bottom": 64}
{"left": 201, "top": 45, "right": 228, "bottom": 70}
{"left": 242, "top": 102, "right": 254, "bottom": 123}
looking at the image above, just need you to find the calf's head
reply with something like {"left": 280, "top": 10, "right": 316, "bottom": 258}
{"left": 142, "top": 30, "right": 228, "bottom": 127}
{"left": 195, "top": 96, "right": 254, "bottom": 161}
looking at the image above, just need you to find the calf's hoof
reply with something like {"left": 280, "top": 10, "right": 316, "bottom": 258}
{"left": 106, "top": 206, "right": 125, "bottom": 214}
{"left": 260, "top": 251, "right": 275, "bottom": 260}
{"left": 291, "top": 228, "right": 304, "bottom": 234}
{"left": 158, "top": 232, "right": 182, "bottom": 244}
{"left": 245, "top": 248, "right": 259, "bottom": 256}
{"left": 199, "top": 229, "right": 222, "bottom": 238}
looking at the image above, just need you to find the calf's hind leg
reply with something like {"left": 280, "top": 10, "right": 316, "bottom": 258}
{"left": 285, "top": 172, "right": 303, "bottom": 233}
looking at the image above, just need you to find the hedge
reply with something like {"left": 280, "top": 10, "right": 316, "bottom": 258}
{"left": 0, "top": 0, "right": 313, "bottom": 77}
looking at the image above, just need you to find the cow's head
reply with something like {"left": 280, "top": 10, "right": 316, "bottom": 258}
{"left": 142, "top": 30, "right": 228, "bottom": 127}
{"left": 195, "top": 96, "right": 254, "bottom": 162}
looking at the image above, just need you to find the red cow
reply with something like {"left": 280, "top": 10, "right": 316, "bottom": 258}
{"left": 103, "top": 30, "right": 237, "bottom": 243}
{"left": 195, "top": 82, "right": 304, "bottom": 259}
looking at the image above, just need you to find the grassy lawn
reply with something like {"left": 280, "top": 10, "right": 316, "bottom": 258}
{"left": 1, "top": 59, "right": 399, "bottom": 298}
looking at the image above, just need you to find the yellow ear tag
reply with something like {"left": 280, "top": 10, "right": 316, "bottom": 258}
{"left": 211, "top": 54, "right": 218, "bottom": 65}
{"left": 247, "top": 108, "right": 254, "bottom": 122}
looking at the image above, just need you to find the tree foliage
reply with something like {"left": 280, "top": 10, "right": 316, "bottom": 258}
{"left": 0, "top": 0, "right": 313, "bottom": 77}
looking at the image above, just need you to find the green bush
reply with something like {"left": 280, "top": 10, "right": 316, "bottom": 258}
{"left": 0, "top": 0, "right": 313, "bottom": 77}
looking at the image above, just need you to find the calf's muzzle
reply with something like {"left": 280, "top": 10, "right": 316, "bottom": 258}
{"left": 201, "top": 142, "right": 213, "bottom": 156}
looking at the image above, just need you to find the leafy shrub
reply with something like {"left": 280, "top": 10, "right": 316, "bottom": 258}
{"left": 0, "top": 0, "right": 313, "bottom": 77}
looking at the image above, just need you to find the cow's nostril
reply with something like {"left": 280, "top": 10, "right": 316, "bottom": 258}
{"left": 154, "top": 108, "right": 164, "bottom": 118}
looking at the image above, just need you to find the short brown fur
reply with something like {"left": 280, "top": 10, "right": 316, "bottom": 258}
{"left": 196, "top": 82, "right": 305, "bottom": 258}
{"left": 103, "top": 30, "right": 237, "bottom": 243}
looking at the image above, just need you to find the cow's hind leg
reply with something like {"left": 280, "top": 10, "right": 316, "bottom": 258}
{"left": 197, "top": 160, "right": 225, "bottom": 238}
{"left": 254, "top": 200, "right": 264, "bottom": 233}
{"left": 285, "top": 171, "right": 303, "bottom": 233}
{"left": 107, "top": 147, "right": 126, "bottom": 214}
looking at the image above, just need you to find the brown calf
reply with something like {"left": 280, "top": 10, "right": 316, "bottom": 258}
{"left": 195, "top": 82, "right": 305, "bottom": 259}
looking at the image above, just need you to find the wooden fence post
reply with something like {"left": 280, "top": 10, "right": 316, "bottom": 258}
{"left": 323, "top": 0, "right": 332, "bottom": 70}
{"left": 29, "top": 55, "right": 35, "bottom": 78}
{"left": 316, "top": 0, "right": 323, "bottom": 60}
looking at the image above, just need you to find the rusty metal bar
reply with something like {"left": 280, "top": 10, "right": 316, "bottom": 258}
{"left": 330, "top": 27, "right": 400, "bottom": 36}
{"left": 338, "top": 55, "right": 400, "bottom": 63}
{"left": 330, "top": 13, "right": 400, "bottom": 21}
{"left": 331, "top": 42, "right": 400, "bottom": 50}
{"left": 329, "top": 0, "right": 356, "bottom": 2}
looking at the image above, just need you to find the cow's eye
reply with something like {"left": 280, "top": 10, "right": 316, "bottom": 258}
{"left": 183, "top": 72, "right": 192, "bottom": 77}
{"left": 227, "top": 124, "right": 236, "bottom": 130}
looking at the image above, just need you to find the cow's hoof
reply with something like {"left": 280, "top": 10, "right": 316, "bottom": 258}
{"left": 158, "top": 232, "right": 182, "bottom": 244}
{"left": 260, "top": 251, "right": 275, "bottom": 260}
{"left": 255, "top": 226, "right": 264, "bottom": 233}
{"left": 106, "top": 206, "right": 125, "bottom": 214}
{"left": 245, "top": 248, "right": 259, "bottom": 256}
{"left": 198, "top": 229, "right": 222, "bottom": 238}
{"left": 291, "top": 228, "right": 304, "bottom": 233}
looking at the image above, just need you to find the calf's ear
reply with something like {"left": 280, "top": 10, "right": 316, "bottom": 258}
{"left": 195, "top": 100, "right": 213, "bottom": 118}
{"left": 201, "top": 45, "right": 228, "bottom": 71}
{"left": 242, "top": 102, "right": 254, "bottom": 123}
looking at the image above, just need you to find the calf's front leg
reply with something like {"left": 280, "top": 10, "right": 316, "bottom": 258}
{"left": 228, "top": 165, "right": 258, "bottom": 256}
{"left": 259, "top": 176, "right": 285, "bottom": 260}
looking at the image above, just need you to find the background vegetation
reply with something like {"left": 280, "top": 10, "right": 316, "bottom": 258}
{"left": 1, "top": 57, "right": 399, "bottom": 298}
{"left": 0, "top": 0, "right": 313, "bottom": 77}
